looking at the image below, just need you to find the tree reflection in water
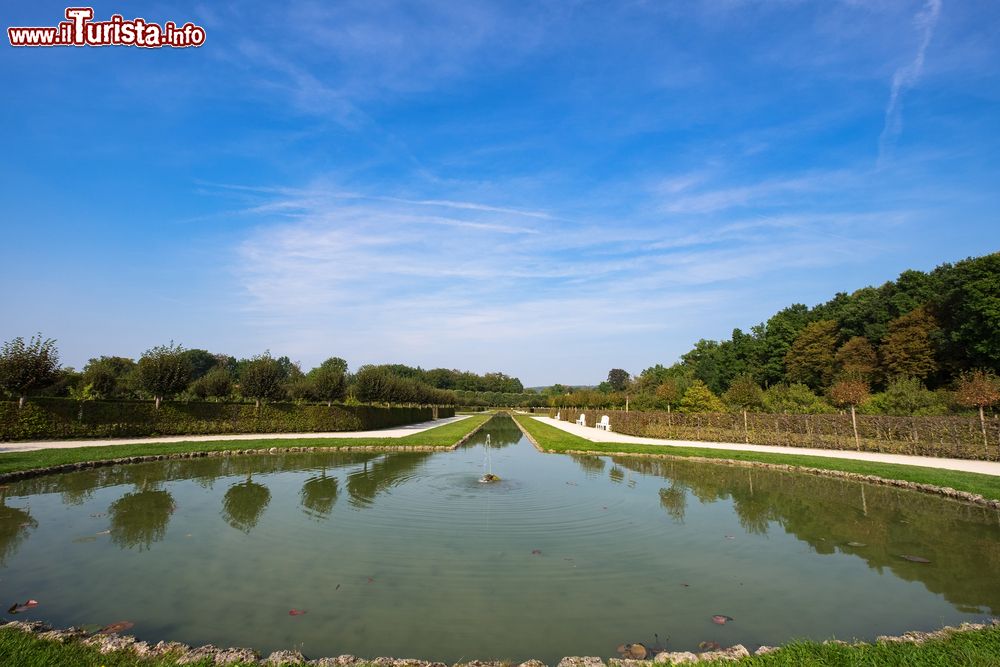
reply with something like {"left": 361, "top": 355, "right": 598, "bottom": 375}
{"left": 0, "top": 495, "right": 37, "bottom": 565}
{"left": 222, "top": 475, "right": 271, "bottom": 533}
{"left": 301, "top": 473, "right": 338, "bottom": 520}
{"left": 108, "top": 487, "right": 176, "bottom": 551}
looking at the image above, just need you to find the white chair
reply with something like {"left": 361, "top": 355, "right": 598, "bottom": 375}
{"left": 575, "top": 414, "right": 587, "bottom": 426}
{"left": 596, "top": 415, "right": 612, "bottom": 431}
{"left": 555, "top": 411, "right": 561, "bottom": 420}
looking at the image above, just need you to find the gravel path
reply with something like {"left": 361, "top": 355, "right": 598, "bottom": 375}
{"left": 533, "top": 416, "right": 1000, "bottom": 477}
{"left": 0, "top": 415, "right": 471, "bottom": 453}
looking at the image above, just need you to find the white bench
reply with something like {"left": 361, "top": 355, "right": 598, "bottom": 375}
{"left": 596, "top": 415, "right": 612, "bottom": 431}
{"left": 575, "top": 414, "right": 587, "bottom": 426}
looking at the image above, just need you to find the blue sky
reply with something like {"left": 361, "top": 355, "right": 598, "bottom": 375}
{"left": 1, "top": 1, "right": 998, "bottom": 386}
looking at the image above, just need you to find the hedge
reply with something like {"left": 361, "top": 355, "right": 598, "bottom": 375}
{"left": 552, "top": 408, "right": 1000, "bottom": 461}
{"left": 0, "top": 398, "right": 455, "bottom": 441}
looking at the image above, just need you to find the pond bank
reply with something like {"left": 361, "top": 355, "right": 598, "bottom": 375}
{"left": 2, "top": 619, "right": 998, "bottom": 666}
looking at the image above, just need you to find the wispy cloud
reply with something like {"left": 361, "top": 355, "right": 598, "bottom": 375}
{"left": 878, "top": 0, "right": 943, "bottom": 167}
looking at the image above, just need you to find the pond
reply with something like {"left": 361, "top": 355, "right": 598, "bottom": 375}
{"left": 2, "top": 414, "right": 998, "bottom": 663}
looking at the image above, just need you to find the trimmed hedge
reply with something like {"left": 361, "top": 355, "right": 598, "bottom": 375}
{"left": 552, "top": 408, "right": 1000, "bottom": 461}
{"left": 0, "top": 398, "right": 455, "bottom": 441}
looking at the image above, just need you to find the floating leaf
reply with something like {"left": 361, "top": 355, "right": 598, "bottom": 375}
{"left": 900, "top": 554, "right": 931, "bottom": 563}
{"left": 698, "top": 641, "right": 721, "bottom": 651}
{"left": 7, "top": 599, "right": 39, "bottom": 614}
{"left": 531, "top": 549, "right": 542, "bottom": 555}
{"left": 846, "top": 542, "right": 866, "bottom": 548}
{"left": 367, "top": 577, "right": 375, "bottom": 584}
{"left": 335, "top": 584, "right": 341, "bottom": 590}
{"left": 288, "top": 609, "right": 307, "bottom": 616}
{"left": 724, "top": 535, "right": 735, "bottom": 540}
{"left": 711, "top": 615, "right": 734, "bottom": 625}
{"left": 96, "top": 621, "right": 134, "bottom": 635}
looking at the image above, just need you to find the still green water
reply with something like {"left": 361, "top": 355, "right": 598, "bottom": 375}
{"left": 2, "top": 414, "right": 998, "bottom": 663}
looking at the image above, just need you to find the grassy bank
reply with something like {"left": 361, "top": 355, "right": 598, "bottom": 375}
{"left": 514, "top": 415, "right": 1000, "bottom": 501}
{"left": 0, "top": 414, "right": 491, "bottom": 477}
{"left": 2, "top": 622, "right": 999, "bottom": 666}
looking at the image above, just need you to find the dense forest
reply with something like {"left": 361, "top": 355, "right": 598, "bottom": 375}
{"left": 556, "top": 253, "right": 1000, "bottom": 417}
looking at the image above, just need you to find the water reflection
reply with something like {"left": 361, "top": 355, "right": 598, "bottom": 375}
{"left": 617, "top": 455, "right": 1000, "bottom": 612}
{"left": 658, "top": 485, "right": 686, "bottom": 523}
{"left": 222, "top": 475, "right": 271, "bottom": 533}
{"left": 570, "top": 454, "right": 605, "bottom": 478}
{"left": 301, "top": 473, "right": 338, "bottom": 520}
{"left": 346, "top": 453, "right": 433, "bottom": 508}
{"left": 0, "top": 496, "right": 36, "bottom": 564}
{"left": 108, "top": 487, "right": 175, "bottom": 551}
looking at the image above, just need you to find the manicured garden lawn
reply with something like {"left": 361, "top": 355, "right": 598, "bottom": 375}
{"left": 0, "top": 413, "right": 491, "bottom": 477}
{"left": 513, "top": 415, "right": 1000, "bottom": 501}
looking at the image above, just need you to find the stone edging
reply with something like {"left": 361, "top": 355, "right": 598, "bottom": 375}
{"left": 0, "top": 417, "right": 493, "bottom": 485}
{"left": 509, "top": 417, "right": 1000, "bottom": 509}
{"left": 1, "top": 619, "right": 997, "bottom": 666}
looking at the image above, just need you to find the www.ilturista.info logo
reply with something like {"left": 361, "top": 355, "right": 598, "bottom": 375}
{"left": 8, "top": 7, "right": 206, "bottom": 48}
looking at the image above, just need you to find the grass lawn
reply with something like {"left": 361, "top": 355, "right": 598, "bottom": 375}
{"left": 513, "top": 415, "right": 1000, "bottom": 501}
{"left": 0, "top": 413, "right": 492, "bottom": 477}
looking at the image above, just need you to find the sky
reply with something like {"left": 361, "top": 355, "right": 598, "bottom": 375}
{"left": 1, "top": 1, "right": 998, "bottom": 387}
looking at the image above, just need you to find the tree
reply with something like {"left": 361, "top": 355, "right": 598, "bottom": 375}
{"left": 606, "top": 368, "right": 630, "bottom": 392}
{"left": 308, "top": 357, "right": 348, "bottom": 406}
{"left": 655, "top": 379, "right": 683, "bottom": 412}
{"left": 190, "top": 366, "right": 233, "bottom": 400}
{"left": 135, "top": 343, "right": 193, "bottom": 409}
{"left": 835, "top": 337, "right": 879, "bottom": 384}
{"left": 784, "top": 319, "right": 839, "bottom": 390}
{"left": 932, "top": 253, "right": 1000, "bottom": 373}
{"left": 723, "top": 374, "right": 764, "bottom": 443}
{"left": 762, "top": 383, "right": 834, "bottom": 414}
{"left": 0, "top": 334, "right": 61, "bottom": 409}
{"left": 864, "top": 377, "right": 945, "bottom": 416}
{"left": 955, "top": 370, "right": 1000, "bottom": 452}
{"left": 829, "top": 379, "right": 870, "bottom": 451}
{"left": 879, "top": 307, "right": 939, "bottom": 381}
{"left": 679, "top": 380, "right": 725, "bottom": 413}
{"left": 82, "top": 356, "right": 136, "bottom": 398}
{"left": 181, "top": 349, "right": 221, "bottom": 380}
{"left": 239, "top": 353, "right": 287, "bottom": 408}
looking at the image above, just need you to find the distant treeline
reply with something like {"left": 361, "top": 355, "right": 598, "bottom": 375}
{"left": 0, "top": 337, "right": 530, "bottom": 408}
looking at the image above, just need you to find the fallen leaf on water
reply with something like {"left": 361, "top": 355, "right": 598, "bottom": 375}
{"left": 95, "top": 530, "right": 110, "bottom": 536}
{"left": 335, "top": 584, "right": 341, "bottom": 590}
{"left": 96, "top": 621, "right": 134, "bottom": 635}
{"left": 289, "top": 609, "right": 307, "bottom": 616}
{"left": 681, "top": 583, "right": 689, "bottom": 587}
{"left": 724, "top": 535, "right": 735, "bottom": 540}
{"left": 711, "top": 615, "right": 734, "bottom": 625}
{"left": 900, "top": 554, "right": 931, "bottom": 563}
{"left": 531, "top": 549, "right": 542, "bottom": 555}
{"left": 627, "top": 644, "right": 648, "bottom": 659}
{"left": 698, "top": 641, "right": 721, "bottom": 651}
{"left": 367, "top": 577, "right": 375, "bottom": 584}
{"left": 846, "top": 542, "right": 867, "bottom": 548}
{"left": 89, "top": 513, "right": 107, "bottom": 518}
{"left": 7, "top": 599, "right": 39, "bottom": 614}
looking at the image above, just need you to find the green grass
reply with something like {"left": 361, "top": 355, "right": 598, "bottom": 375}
{"left": 3, "top": 623, "right": 999, "bottom": 666}
{"left": 0, "top": 413, "right": 492, "bottom": 477}
{"left": 514, "top": 415, "right": 1000, "bottom": 501}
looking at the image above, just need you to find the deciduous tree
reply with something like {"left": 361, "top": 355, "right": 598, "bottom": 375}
{"left": 679, "top": 380, "right": 725, "bottom": 413}
{"left": 879, "top": 307, "right": 939, "bottom": 381}
{"left": 955, "top": 370, "right": 1000, "bottom": 452}
{"left": 829, "top": 379, "right": 870, "bottom": 450}
{"left": 136, "top": 343, "right": 192, "bottom": 409}
{"left": 0, "top": 334, "right": 60, "bottom": 408}
{"left": 785, "top": 319, "right": 839, "bottom": 390}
